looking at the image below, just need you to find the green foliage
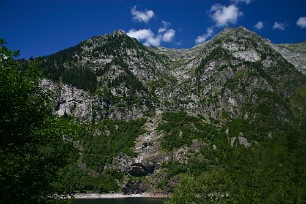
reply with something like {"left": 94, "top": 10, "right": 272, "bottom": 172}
{"left": 0, "top": 40, "right": 73, "bottom": 203}
{"left": 38, "top": 117, "right": 146, "bottom": 194}
{"left": 166, "top": 85, "right": 306, "bottom": 203}
{"left": 291, "top": 85, "right": 306, "bottom": 121}
{"left": 92, "top": 33, "right": 141, "bottom": 57}
{"left": 82, "top": 119, "right": 145, "bottom": 172}
{"left": 165, "top": 170, "right": 233, "bottom": 204}
{"left": 62, "top": 67, "right": 97, "bottom": 93}
{"left": 39, "top": 42, "right": 84, "bottom": 81}
{"left": 264, "top": 56, "right": 306, "bottom": 96}
{"left": 107, "top": 58, "right": 147, "bottom": 93}
{"left": 158, "top": 112, "right": 217, "bottom": 151}
{"left": 166, "top": 123, "right": 306, "bottom": 203}
{"left": 95, "top": 63, "right": 110, "bottom": 76}
{"left": 55, "top": 163, "right": 120, "bottom": 193}
{"left": 227, "top": 118, "right": 251, "bottom": 137}
{"left": 239, "top": 89, "right": 293, "bottom": 140}
{"left": 162, "top": 162, "right": 188, "bottom": 178}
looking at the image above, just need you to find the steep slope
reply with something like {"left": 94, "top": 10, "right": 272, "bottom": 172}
{"left": 40, "top": 30, "right": 170, "bottom": 120}
{"left": 135, "top": 28, "right": 306, "bottom": 193}
{"left": 193, "top": 27, "right": 305, "bottom": 121}
{"left": 153, "top": 27, "right": 305, "bottom": 128}
{"left": 37, "top": 27, "right": 306, "bottom": 197}
{"left": 273, "top": 41, "right": 306, "bottom": 75}
{"left": 44, "top": 30, "right": 169, "bottom": 82}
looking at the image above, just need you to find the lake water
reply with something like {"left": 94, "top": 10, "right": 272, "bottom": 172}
{"left": 73, "top": 198, "right": 166, "bottom": 204}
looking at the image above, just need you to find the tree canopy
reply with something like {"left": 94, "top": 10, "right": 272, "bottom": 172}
{"left": 0, "top": 39, "right": 73, "bottom": 203}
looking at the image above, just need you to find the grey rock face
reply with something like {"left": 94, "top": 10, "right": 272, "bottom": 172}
{"left": 79, "top": 30, "right": 170, "bottom": 83}
{"left": 41, "top": 79, "right": 99, "bottom": 121}
{"left": 273, "top": 43, "right": 306, "bottom": 75}
{"left": 238, "top": 135, "right": 251, "bottom": 148}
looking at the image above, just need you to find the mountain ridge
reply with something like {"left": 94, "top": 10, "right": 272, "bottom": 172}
{"left": 38, "top": 26, "right": 306, "bottom": 125}
{"left": 34, "top": 26, "right": 306, "bottom": 198}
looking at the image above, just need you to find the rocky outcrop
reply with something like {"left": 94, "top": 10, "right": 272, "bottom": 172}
{"left": 273, "top": 43, "right": 306, "bottom": 75}
{"left": 106, "top": 153, "right": 156, "bottom": 177}
{"left": 105, "top": 110, "right": 166, "bottom": 178}
{"left": 41, "top": 79, "right": 99, "bottom": 121}
{"left": 123, "top": 180, "right": 148, "bottom": 194}
{"left": 41, "top": 78, "right": 152, "bottom": 121}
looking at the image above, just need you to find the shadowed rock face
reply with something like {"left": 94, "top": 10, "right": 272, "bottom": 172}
{"left": 128, "top": 163, "right": 155, "bottom": 176}
{"left": 123, "top": 180, "right": 148, "bottom": 194}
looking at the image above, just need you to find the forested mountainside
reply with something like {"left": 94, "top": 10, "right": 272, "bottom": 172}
{"left": 1, "top": 27, "right": 306, "bottom": 203}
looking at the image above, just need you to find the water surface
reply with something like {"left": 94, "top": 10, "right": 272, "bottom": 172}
{"left": 74, "top": 198, "right": 165, "bottom": 204}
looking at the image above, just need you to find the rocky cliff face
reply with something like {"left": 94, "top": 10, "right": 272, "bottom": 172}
{"left": 41, "top": 79, "right": 99, "bottom": 120}
{"left": 193, "top": 27, "right": 304, "bottom": 120}
{"left": 39, "top": 27, "right": 306, "bottom": 194}
{"left": 273, "top": 42, "right": 306, "bottom": 75}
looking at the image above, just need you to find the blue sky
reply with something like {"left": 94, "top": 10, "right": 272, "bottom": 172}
{"left": 1, "top": 0, "right": 306, "bottom": 59}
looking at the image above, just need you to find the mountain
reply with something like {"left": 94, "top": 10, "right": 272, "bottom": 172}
{"left": 37, "top": 27, "right": 306, "bottom": 199}
{"left": 40, "top": 30, "right": 170, "bottom": 120}
{"left": 273, "top": 41, "right": 306, "bottom": 75}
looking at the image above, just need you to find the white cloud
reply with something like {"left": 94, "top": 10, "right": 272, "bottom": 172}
{"left": 195, "top": 27, "right": 214, "bottom": 44}
{"left": 158, "top": 27, "right": 167, "bottom": 33}
{"left": 127, "top": 27, "right": 176, "bottom": 47}
{"left": 126, "top": 29, "right": 154, "bottom": 41}
{"left": 128, "top": 8, "right": 175, "bottom": 46}
{"left": 131, "top": 6, "right": 154, "bottom": 23}
{"left": 296, "top": 17, "right": 306, "bottom": 28}
{"left": 144, "top": 36, "right": 161, "bottom": 47}
{"left": 162, "top": 29, "right": 176, "bottom": 42}
{"left": 127, "top": 29, "right": 160, "bottom": 47}
{"left": 210, "top": 4, "right": 243, "bottom": 27}
{"left": 157, "top": 20, "right": 176, "bottom": 42}
{"left": 158, "top": 20, "right": 171, "bottom": 33}
{"left": 273, "top": 22, "right": 286, "bottom": 30}
{"left": 126, "top": 29, "right": 160, "bottom": 46}
{"left": 231, "top": 0, "right": 251, "bottom": 4}
{"left": 254, "top": 21, "right": 264, "bottom": 30}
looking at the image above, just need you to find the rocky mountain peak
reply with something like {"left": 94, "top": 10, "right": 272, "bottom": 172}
{"left": 112, "top": 29, "right": 126, "bottom": 36}
{"left": 211, "top": 26, "right": 267, "bottom": 45}
{"left": 217, "top": 26, "right": 234, "bottom": 35}
{"left": 196, "top": 26, "right": 277, "bottom": 65}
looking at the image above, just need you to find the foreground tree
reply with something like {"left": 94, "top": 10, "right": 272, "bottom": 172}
{"left": 0, "top": 39, "right": 72, "bottom": 203}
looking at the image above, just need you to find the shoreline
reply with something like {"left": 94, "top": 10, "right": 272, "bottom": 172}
{"left": 73, "top": 192, "right": 169, "bottom": 199}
